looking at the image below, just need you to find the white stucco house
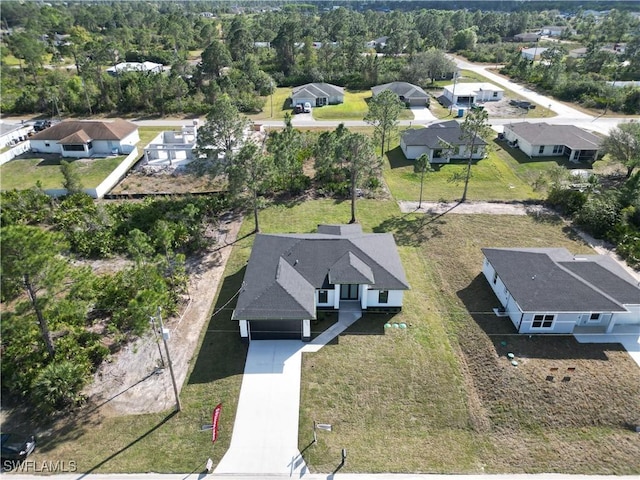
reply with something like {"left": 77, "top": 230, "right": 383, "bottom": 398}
{"left": 232, "top": 224, "right": 410, "bottom": 341}
{"left": 482, "top": 248, "right": 640, "bottom": 335}
{"left": 503, "top": 122, "right": 602, "bottom": 162}
{"left": 30, "top": 120, "right": 139, "bottom": 158}
{"left": 106, "top": 62, "right": 164, "bottom": 75}
{"left": 521, "top": 47, "right": 549, "bottom": 61}
{"left": 442, "top": 82, "right": 504, "bottom": 106}
{"left": 400, "top": 120, "right": 487, "bottom": 163}
{"left": 0, "top": 121, "right": 32, "bottom": 149}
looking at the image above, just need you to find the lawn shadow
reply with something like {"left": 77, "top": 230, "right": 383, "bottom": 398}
{"left": 344, "top": 312, "right": 400, "bottom": 335}
{"left": 374, "top": 212, "right": 445, "bottom": 247}
{"left": 386, "top": 145, "right": 412, "bottom": 169}
{"left": 187, "top": 267, "right": 248, "bottom": 385}
{"left": 75, "top": 410, "right": 177, "bottom": 478}
{"left": 492, "top": 138, "right": 595, "bottom": 170}
{"left": 457, "top": 274, "right": 621, "bottom": 361}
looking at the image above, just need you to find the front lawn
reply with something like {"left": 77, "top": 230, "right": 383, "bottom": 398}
{"left": 248, "top": 87, "right": 294, "bottom": 121}
{"left": 0, "top": 155, "right": 125, "bottom": 190}
{"left": 312, "top": 90, "right": 415, "bottom": 121}
{"left": 383, "top": 138, "right": 540, "bottom": 202}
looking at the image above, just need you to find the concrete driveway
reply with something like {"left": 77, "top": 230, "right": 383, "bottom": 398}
{"left": 213, "top": 340, "right": 307, "bottom": 475}
{"left": 409, "top": 106, "right": 437, "bottom": 123}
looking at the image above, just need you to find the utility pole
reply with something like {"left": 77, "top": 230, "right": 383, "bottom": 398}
{"left": 449, "top": 69, "right": 458, "bottom": 115}
{"left": 154, "top": 307, "right": 181, "bottom": 412}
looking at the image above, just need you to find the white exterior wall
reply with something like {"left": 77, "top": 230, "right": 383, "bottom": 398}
{"left": 475, "top": 89, "right": 503, "bottom": 101}
{"left": 519, "top": 312, "right": 578, "bottom": 334}
{"left": 503, "top": 128, "right": 535, "bottom": 156}
{"left": 1, "top": 125, "right": 31, "bottom": 148}
{"left": 61, "top": 145, "right": 92, "bottom": 158}
{"left": 30, "top": 139, "right": 60, "bottom": 154}
{"left": 612, "top": 305, "right": 640, "bottom": 326}
{"left": 401, "top": 140, "right": 431, "bottom": 161}
{"left": 303, "top": 319, "right": 311, "bottom": 339}
{"left": 316, "top": 288, "right": 336, "bottom": 308}
{"left": 365, "top": 289, "right": 404, "bottom": 308}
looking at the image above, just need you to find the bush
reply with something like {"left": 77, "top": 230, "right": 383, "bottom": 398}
{"left": 545, "top": 187, "right": 587, "bottom": 216}
{"left": 574, "top": 194, "right": 620, "bottom": 238}
{"left": 31, "top": 360, "right": 89, "bottom": 414}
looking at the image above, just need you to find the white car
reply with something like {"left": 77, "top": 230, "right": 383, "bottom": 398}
{"left": 303, "top": 102, "right": 312, "bottom": 113}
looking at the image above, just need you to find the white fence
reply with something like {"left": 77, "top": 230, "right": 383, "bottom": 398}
{"left": 44, "top": 147, "right": 140, "bottom": 199}
{"left": 0, "top": 141, "right": 31, "bottom": 166}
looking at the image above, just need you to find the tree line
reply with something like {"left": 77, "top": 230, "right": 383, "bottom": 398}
{"left": 2, "top": 2, "right": 637, "bottom": 116}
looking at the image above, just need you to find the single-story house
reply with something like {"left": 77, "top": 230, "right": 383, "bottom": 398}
{"left": 365, "top": 36, "right": 388, "bottom": 49}
{"left": 540, "top": 26, "right": 574, "bottom": 37}
{"left": 442, "top": 82, "right": 504, "bottom": 106}
{"left": 503, "top": 122, "right": 602, "bottom": 162}
{"left": 521, "top": 47, "right": 549, "bottom": 61}
{"left": 569, "top": 47, "right": 588, "bottom": 58}
{"left": 106, "top": 62, "right": 164, "bottom": 76}
{"left": 30, "top": 120, "right": 139, "bottom": 158}
{"left": 482, "top": 247, "right": 640, "bottom": 335}
{"left": 514, "top": 32, "right": 541, "bottom": 42}
{"left": 291, "top": 83, "right": 344, "bottom": 107}
{"left": 232, "top": 224, "right": 410, "bottom": 341}
{"left": 0, "top": 121, "right": 32, "bottom": 149}
{"left": 400, "top": 120, "right": 487, "bottom": 163}
{"left": 371, "top": 82, "right": 429, "bottom": 107}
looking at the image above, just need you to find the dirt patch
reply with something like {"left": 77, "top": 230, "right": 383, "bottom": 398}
{"left": 84, "top": 214, "right": 243, "bottom": 416}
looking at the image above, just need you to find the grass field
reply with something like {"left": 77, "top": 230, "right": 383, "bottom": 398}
{"left": 248, "top": 87, "right": 294, "bottom": 121}
{"left": 382, "top": 136, "right": 541, "bottom": 202}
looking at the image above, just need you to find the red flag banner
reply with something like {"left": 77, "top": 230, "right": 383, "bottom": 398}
{"left": 212, "top": 403, "right": 222, "bottom": 443}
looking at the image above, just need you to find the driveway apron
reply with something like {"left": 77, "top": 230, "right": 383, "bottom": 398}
{"left": 214, "top": 340, "right": 307, "bottom": 475}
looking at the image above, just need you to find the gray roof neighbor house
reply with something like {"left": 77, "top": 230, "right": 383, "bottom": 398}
{"left": 401, "top": 120, "right": 488, "bottom": 162}
{"left": 233, "top": 224, "right": 409, "bottom": 330}
{"left": 371, "top": 82, "right": 429, "bottom": 106}
{"left": 291, "top": 83, "right": 344, "bottom": 106}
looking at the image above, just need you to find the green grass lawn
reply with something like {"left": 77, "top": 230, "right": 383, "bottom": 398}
{"left": 0, "top": 126, "right": 169, "bottom": 192}
{"left": 247, "top": 87, "right": 294, "bottom": 121}
{"left": 383, "top": 136, "right": 540, "bottom": 203}
{"left": 312, "top": 90, "right": 414, "bottom": 121}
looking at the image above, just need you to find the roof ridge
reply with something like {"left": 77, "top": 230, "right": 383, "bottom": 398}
{"left": 556, "top": 258, "right": 628, "bottom": 308}
{"left": 347, "top": 234, "right": 410, "bottom": 288}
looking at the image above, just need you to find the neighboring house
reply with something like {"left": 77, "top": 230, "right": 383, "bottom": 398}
{"left": 540, "top": 26, "right": 574, "bottom": 37}
{"left": 0, "top": 121, "right": 32, "bottom": 149}
{"left": 30, "top": 120, "right": 139, "bottom": 158}
{"left": 143, "top": 121, "right": 198, "bottom": 166}
{"left": 106, "top": 62, "right": 164, "bottom": 76}
{"left": 291, "top": 82, "right": 344, "bottom": 107}
{"left": 365, "top": 36, "right": 388, "bottom": 49}
{"left": 607, "top": 80, "right": 640, "bottom": 88}
{"left": 442, "top": 82, "right": 504, "bottom": 106}
{"left": 521, "top": 47, "right": 549, "bottom": 61}
{"left": 232, "top": 224, "right": 410, "bottom": 341}
{"left": 569, "top": 47, "right": 588, "bottom": 58}
{"left": 514, "top": 32, "right": 541, "bottom": 42}
{"left": 400, "top": 120, "right": 487, "bottom": 163}
{"left": 482, "top": 247, "right": 640, "bottom": 335}
{"left": 371, "top": 82, "right": 429, "bottom": 107}
{"left": 503, "top": 122, "right": 602, "bottom": 162}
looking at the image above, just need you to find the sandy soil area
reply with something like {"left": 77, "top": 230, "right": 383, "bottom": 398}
{"left": 85, "top": 214, "right": 243, "bottom": 416}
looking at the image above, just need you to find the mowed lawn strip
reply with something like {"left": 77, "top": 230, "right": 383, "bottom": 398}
{"left": 383, "top": 138, "right": 540, "bottom": 202}
{"left": 312, "top": 90, "right": 414, "bottom": 121}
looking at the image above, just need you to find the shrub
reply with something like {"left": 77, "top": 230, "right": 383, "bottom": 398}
{"left": 31, "top": 360, "right": 89, "bottom": 414}
{"left": 546, "top": 187, "right": 587, "bottom": 216}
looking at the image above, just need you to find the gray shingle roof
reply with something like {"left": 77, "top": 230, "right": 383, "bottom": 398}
{"left": 233, "top": 225, "right": 409, "bottom": 321}
{"left": 505, "top": 122, "right": 602, "bottom": 150}
{"left": 291, "top": 83, "right": 344, "bottom": 100}
{"left": 482, "top": 248, "right": 639, "bottom": 312}
{"left": 30, "top": 120, "right": 138, "bottom": 142}
{"left": 371, "top": 82, "right": 428, "bottom": 100}
{"left": 402, "top": 120, "right": 488, "bottom": 149}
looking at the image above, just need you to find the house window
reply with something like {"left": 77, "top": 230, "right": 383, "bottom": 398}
{"left": 589, "top": 313, "right": 601, "bottom": 322}
{"left": 492, "top": 270, "right": 498, "bottom": 284}
{"left": 45, "top": 142, "right": 50, "bottom": 147}
{"left": 532, "top": 314, "right": 554, "bottom": 328}
{"left": 379, "top": 290, "right": 389, "bottom": 303}
{"left": 493, "top": 91, "right": 498, "bottom": 98}
{"left": 552, "top": 145, "right": 563, "bottom": 154}
{"left": 87, "top": 140, "right": 93, "bottom": 150}
{"left": 63, "top": 144, "right": 85, "bottom": 151}
{"left": 318, "top": 290, "right": 328, "bottom": 303}
{"left": 538, "top": 146, "right": 545, "bottom": 154}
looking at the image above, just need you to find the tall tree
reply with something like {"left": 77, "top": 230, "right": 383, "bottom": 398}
{"left": 227, "top": 141, "right": 273, "bottom": 232}
{"left": 227, "top": 15, "right": 254, "bottom": 62}
{"left": 603, "top": 123, "right": 640, "bottom": 178}
{"left": 342, "top": 131, "right": 380, "bottom": 224}
{"left": 404, "top": 48, "right": 456, "bottom": 85}
{"left": 459, "top": 109, "right": 491, "bottom": 202}
{"left": 195, "top": 94, "right": 248, "bottom": 164}
{"left": 200, "top": 39, "right": 232, "bottom": 79}
{"left": 1, "top": 226, "right": 71, "bottom": 358}
{"left": 414, "top": 153, "right": 433, "bottom": 209}
{"left": 60, "top": 160, "right": 84, "bottom": 195}
{"left": 365, "top": 90, "right": 404, "bottom": 157}
{"left": 266, "top": 114, "right": 309, "bottom": 194}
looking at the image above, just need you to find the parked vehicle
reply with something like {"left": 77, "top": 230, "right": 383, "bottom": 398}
{"left": 294, "top": 104, "right": 304, "bottom": 114}
{"left": 303, "top": 102, "right": 312, "bottom": 113}
{"left": 33, "top": 120, "right": 51, "bottom": 132}
{"left": 1, "top": 433, "right": 36, "bottom": 461}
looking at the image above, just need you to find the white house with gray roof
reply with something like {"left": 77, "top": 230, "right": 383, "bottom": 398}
{"left": 232, "top": 224, "right": 409, "bottom": 341}
{"left": 503, "top": 122, "right": 602, "bottom": 162}
{"left": 372, "top": 82, "right": 429, "bottom": 106}
{"left": 291, "top": 83, "right": 344, "bottom": 107}
{"left": 482, "top": 248, "right": 640, "bottom": 335}
{"left": 400, "top": 120, "right": 487, "bottom": 163}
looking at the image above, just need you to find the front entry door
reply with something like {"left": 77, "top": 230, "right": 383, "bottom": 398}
{"left": 340, "top": 284, "right": 359, "bottom": 300}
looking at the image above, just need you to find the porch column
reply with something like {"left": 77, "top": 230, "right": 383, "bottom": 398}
{"left": 302, "top": 319, "right": 311, "bottom": 341}
{"left": 360, "top": 284, "right": 368, "bottom": 309}
{"left": 606, "top": 315, "right": 616, "bottom": 333}
{"left": 333, "top": 284, "right": 340, "bottom": 309}
{"left": 239, "top": 320, "right": 248, "bottom": 338}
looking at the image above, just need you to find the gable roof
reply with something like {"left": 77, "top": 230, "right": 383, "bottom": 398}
{"left": 59, "top": 130, "right": 93, "bottom": 145}
{"left": 233, "top": 224, "right": 409, "bottom": 321}
{"left": 401, "top": 120, "right": 488, "bottom": 149}
{"left": 30, "top": 120, "right": 138, "bottom": 142}
{"left": 371, "top": 82, "right": 428, "bottom": 100}
{"left": 291, "top": 83, "right": 344, "bottom": 100}
{"left": 482, "top": 247, "right": 639, "bottom": 312}
{"left": 505, "top": 122, "right": 602, "bottom": 150}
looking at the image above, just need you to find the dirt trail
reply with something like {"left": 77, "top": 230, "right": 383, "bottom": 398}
{"left": 85, "top": 215, "right": 243, "bottom": 416}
